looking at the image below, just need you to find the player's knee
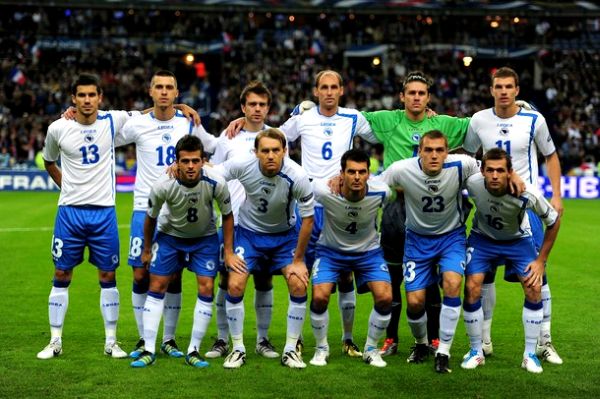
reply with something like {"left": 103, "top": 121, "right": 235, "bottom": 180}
{"left": 227, "top": 279, "right": 246, "bottom": 297}
{"left": 197, "top": 279, "right": 214, "bottom": 297}
{"left": 524, "top": 285, "right": 541, "bottom": 303}
{"left": 99, "top": 270, "right": 116, "bottom": 283}
{"left": 287, "top": 279, "right": 307, "bottom": 297}
{"left": 442, "top": 275, "right": 462, "bottom": 297}
{"left": 374, "top": 292, "right": 392, "bottom": 311}
{"left": 54, "top": 269, "right": 72, "bottom": 282}
{"left": 406, "top": 296, "right": 425, "bottom": 313}
{"left": 311, "top": 295, "right": 329, "bottom": 312}
{"left": 465, "top": 279, "right": 482, "bottom": 304}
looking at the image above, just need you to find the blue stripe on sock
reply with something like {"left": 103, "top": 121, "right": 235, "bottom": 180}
{"left": 289, "top": 295, "right": 307, "bottom": 304}
{"left": 197, "top": 294, "right": 213, "bottom": 303}
{"left": 542, "top": 274, "right": 548, "bottom": 286}
{"left": 374, "top": 305, "right": 391, "bottom": 316}
{"left": 148, "top": 291, "right": 165, "bottom": 300}
{"left": 310, "top": 302, "right": 327, "bottom": 314}
{"left": 225, "top": 293, "right": 243, "bottom": 304}
{"left": 53, "top": 279, "right": 71, "bottom": 288}
{"left": 100, "top": 280, "right": 116, "bottom": 289}
{"left": 443, "top": 296, "right": 461, "bottom": 307}
{"left": 167, "top": 278, "right": 182, "bottom": 294}
{"left": 132, "top": 281, "right": 148, "bottom": 294}
{"left": 524, "top": 299, "right": 543, "bottom": 310}
{"left": 463, "top": 299, "right": 481, "bottom": 312}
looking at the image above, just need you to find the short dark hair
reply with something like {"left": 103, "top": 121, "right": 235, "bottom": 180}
{"left": 151, "top": 70, "right": 177, "bottom": 88}
{"left": 175, "top": 135, "right": 204, "bottom": 160}
{"left": 492, "top": 67, "right": 519, "bottom": 87}
{"left": 419, "top": 129, "right": 448, "bottom": 149}
{"left": 254, "top": 128, "right": 287, "bottom": 150}
{"left": 481, "top": 148, "right": 512, "bottom": 171}
{"left": 341, "top": 149, "right": 370, "bottom": 171}
{"left": 402, "top": 71, "right": 432, "bottom": 92}
{"left": 71, "top": 73, "right": 102, "bottom": 95}
{"left": 240, "top": 80, "right": 272, "bottom": 106}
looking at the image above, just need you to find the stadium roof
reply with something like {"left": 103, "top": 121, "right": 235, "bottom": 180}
{"left": 3, "top": 1, "right": 600, "bottom": 15}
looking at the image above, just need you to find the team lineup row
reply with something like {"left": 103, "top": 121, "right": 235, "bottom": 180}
{"left": 36, "top": 67, "right": 563, "bottom": 374}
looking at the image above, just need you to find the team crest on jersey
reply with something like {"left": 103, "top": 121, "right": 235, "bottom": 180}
{"left": 490, "top": 205, "right": 499, "bottom": 213}
{"left": 499, "top": 127, "right": 510, "bottom": 135}
{"left": 412, "top": 133, "right": 420, "bottom": 142}
{"left": 427, "top": 185, "right": 439, "bottom": 193}
{"left": 84, "top": 134, "right": 95, "bottom": 143}
{"left": 261, "top": 187, "right": 271, "bottom": 195}
{"left": 323, "top": 127, "right": 333, "bottom": 137}
{"left": 188, "top": 196, "right": 198, "bottom": 205}
{"left": 347, "top": 211, "right": 359, "bottom": 218}
{"left": 162, "top": 133, "right": 172, "bottom": 143}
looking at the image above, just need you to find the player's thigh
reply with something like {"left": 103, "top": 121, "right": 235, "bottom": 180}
{"left": 403, "top": 234, "right": 438, "bottom": 293}
{"left": 503, "top": 237, "right": 538, "bottom": 282}
{"left": 187, "top": 234, "right": 220, "bottom": 280}
{"left": 149, "top": 233, "right": 185, "bottom": 277}
{"left": 51, "top": 206, "right": 86, "bottom": 269}
{"left": 86, "top": 207, "right": 120, "bottom": 271}
{"left": 311, "top": 253, "right": 343, "bottom": 287}
{"left": 352, "top": 248, "right": 391, "bottom": 288}
{"left": 127, "top": 210, "right": 147, "bottom": 268}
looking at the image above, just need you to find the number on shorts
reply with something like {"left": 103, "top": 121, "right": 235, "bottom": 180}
{"left": 234, "top": 246, "right": 245, "bottom": 260}
{"left": 150, "top": 242, "right": 159, "bottom": 263}
{"left": 129, "top": 237, "right": 143, "bottom": 258}
{"left": 403, "top": 261, "right": 416, "bottom": 282}
{"left": 51, "top": 236, "right": 64, "bottom": 258}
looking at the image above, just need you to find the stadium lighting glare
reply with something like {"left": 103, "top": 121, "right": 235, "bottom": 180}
{"left": 320, "top": 13, "right": 326, "bottom": 20}
{"left": 266, "top": 12, "right": 272, "bottom": 18}
{"left": 184, "top": 53, "right": 194, "bottom": 65}
{"left": 248, "top": 12, "right": 254, "bottom": 18}
{"left": 491, "top": 21, "right": 499, "bottom": 28}
{"left": 289, "top": 15, "right": 295, "bottom": 22}
{"left": 513, "top": 17, "right": 520, "bottom": 23}
{"left": 463, "top": 56, "right": 473, "bottom": 67}
{"left": 372, "top": 57, "right": 381, "bottom": 66}
{"left": 349, "top": 13, "right": 355, "bottom": 20}
{"left": 426, "top": 17, "right": 433, "bottom": 25}
{"left": 128, "top": 9, "right": 134, "bottom": 16}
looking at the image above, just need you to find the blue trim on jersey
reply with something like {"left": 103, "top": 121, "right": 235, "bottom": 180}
{"left": 365, "top": 189, "right": 387, "bottom": 207}
{"left": 97, "top": 113, "right": 116, "bottom": 199}
{"left": 337, "top": 112, "right": 358, "bottom": 150}
{"left": 200, "top": 169, "right": 218, "bottom": 197}
{"left": 277, "top": 168, "right": 295, "bottom": 228}
{"left": 517, "top": 110, "right": 539, "bottom": 184}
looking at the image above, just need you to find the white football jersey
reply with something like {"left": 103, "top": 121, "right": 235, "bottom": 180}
{"left": 215, "top": 157, "right": 314, "bottom": 233}
{"left": 280, "top": 106, "right": 378, "bottom": 179}
{"left": 147, "top": 167, "right": 231, "bottom": 238}
{"left": 43, "top": 110, "right": 136, "bottom": 206}
{"left": 211, "top": 126, "right": 270, "bottom": 223}
{"left": 115, "top": 110, "right": 218, "bottom": 211}
{"left": 314, "top": 178, "right": 391, "bottom": 252}
{"left": 466, "top": 173, "right": 558, "bottom": 241}
{"left": 380, "top": 154, "right": 479, "bottom": 235}
{"left": 463, "top": 108, "right": 556, "bottom": 184}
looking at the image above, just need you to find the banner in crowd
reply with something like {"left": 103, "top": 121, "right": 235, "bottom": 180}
{"left": 1, "top": 170, "right": 599, "bottom": 199}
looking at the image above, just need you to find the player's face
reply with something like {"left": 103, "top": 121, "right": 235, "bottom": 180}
{"left": 313, "top": 74, "right": 344, "bottom": 111}
{"left": 342, "top": 160, "right": 369, "bottom": 194}
{"left": 256, "top": 136, "right": 285, "bottom": 177}
{"left": 241, "top": 92, "right": 270, "bottom": 125}
{"left": 149, "top": 76, "right": 178, "bottom": 109}
{"left": 400, "top": 81, "right": 430, "bottom": 115}
{"left": 490, "top": 77, "right": 519, "bottom": 109}
{"left": 482, "top": 158, "right": 511, "bottom": 196}
{"left": 418, "top": 136, "right": 448, "bottom": 176}
{"left": 176, "top": 150, "right": 203, "bottom": 184}
{"left": 72, "top": 85, "right": 102, "bottom": 117}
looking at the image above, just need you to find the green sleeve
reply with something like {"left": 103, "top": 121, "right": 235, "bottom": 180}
{"left": 438, "top": 115, "right": 471, "bottom": 149}
{"left": 362, "top": 110, "right": 405, "bottom": 145}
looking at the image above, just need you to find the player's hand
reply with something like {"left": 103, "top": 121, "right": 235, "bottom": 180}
{"left": 290, "top": 100, "right": 316, "bottom": 116}
{"left": 225, "top": 252, "right": 247, "bottom": 274}
{"left": 515, "top": 100, "right": 535, "bottom": 111}
{"left": 508, "top": 173, "right": 526, "bottom": 196}
{"left": 141, "top": 249, "right": 152, "bottom": 270}
{"left": 425, "top": 107, "right": 437, "bottom": 118}
{"left": 225, "top": 117, "right": 245, "bottom": 139}
{"left": 550, "top": 195, "right": 563, "bottom": 217}
{"left": 523, "top": 259, "right": 544, "bottom": 288}
{"left": 166, "top": 162, "right": 179, "bottom": 179}
{"left": 175, "top": 104, "right": 201, "bottom": 126}
{"left": 284, "top": 260, "right": 309, "bottom": 288}
{"left": 327, "top": 174, "right": 343, "bottom": 195}
{"left": 61, "top": 106, "right": 77, "bottom": 120}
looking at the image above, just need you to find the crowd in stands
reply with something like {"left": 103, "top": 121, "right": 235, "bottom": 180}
{"left": 1, "top": 6, "right": 599, "bottom": 175}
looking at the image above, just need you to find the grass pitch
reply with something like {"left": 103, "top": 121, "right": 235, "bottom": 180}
{"left": 0, "top": 192, "right": 599, "bottom": 398}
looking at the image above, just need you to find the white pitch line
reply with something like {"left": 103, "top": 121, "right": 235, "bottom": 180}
{"left": 0, "top": 225, "right": 130, "bottom": 233}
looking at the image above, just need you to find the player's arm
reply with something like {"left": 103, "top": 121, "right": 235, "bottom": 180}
{"left": 221, "top": 212, "right": 247, "bottom": 274}
{"left": 524, "top": 217, "right": 560, "bottom": 288}
{"left": 141, "top": 215, "right": 157, "bottom": 269}
{"left": 545, "top": 152, "right": 563, "bottom": 216}
{"left": 44, "top": 161, "right": 62, "bottom": 188}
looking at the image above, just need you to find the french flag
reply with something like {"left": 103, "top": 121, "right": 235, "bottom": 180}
{"left": 10, "top": 68, "right": 26, "bottom": 85}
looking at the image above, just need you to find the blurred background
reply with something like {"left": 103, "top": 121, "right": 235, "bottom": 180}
{"left": 1, "top": 0, "right": 599, "bottom": 181}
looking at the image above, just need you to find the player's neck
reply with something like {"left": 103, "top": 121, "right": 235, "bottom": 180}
{"left": 153, "top": 106, "right": 176, "bottom": 121}
{"left": 75, "top": 111, "right": 98, "bottom": 125}
{"left": 494, "top": 104, "right": 519, "bottom": 119}
{"left": 244, "top": 119, "right": 264, "bottom": 132}
{"left": 319, "top": 105, "right": 338, "bottom": 117}
{"left": 406, "top": 109, "right": 426, "bottom": 122}
{"left": 342, "top": 186, "right": 366, "bottom": 202}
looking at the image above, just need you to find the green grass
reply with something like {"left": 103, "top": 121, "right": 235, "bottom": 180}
{"left": 1, "top": 192, "right": 599, "bottom": 398}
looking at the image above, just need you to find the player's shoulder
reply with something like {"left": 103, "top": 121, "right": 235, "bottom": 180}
{"left": 446, "top": 153, "right": 475, "bottom": 165}
{"left": 367, "top": 179, "right": 391, "bottom": 195}
{"left": 202, "top": 165, "right": 227, "bottom": 185}
{"left": 48, "top": 117, "right": 71, "bottom": 131}
{"left": 516, "top": 108, "right": 546, "bottom": 124}
{"left": 336, "top": 106, "right": 361, "bottom": 116}
{"left": 520, "top": 182, "right": 544, "bottom": 200}
{"left": 281, "top": 157, "right": 309, "bottom": 179}
{"left": 469, "top": 107, "right": 494, "bottom": 121}
{"left": 466, "top": 171, "right": 485, "bottom": 187}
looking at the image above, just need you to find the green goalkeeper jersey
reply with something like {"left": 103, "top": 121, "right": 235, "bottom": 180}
{"left": 362, "top": 110, "right": 470, "bottom": 169}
